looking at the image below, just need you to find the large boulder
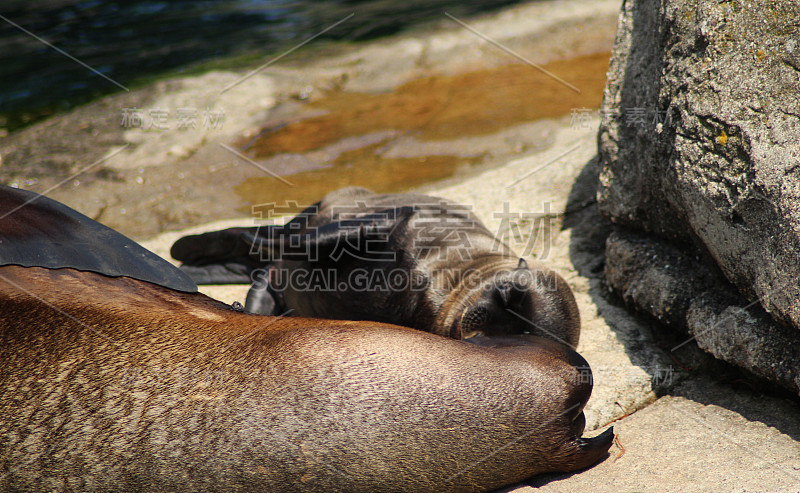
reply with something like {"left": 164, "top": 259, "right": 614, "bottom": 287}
{"left": 598, "top": 0, "right": 800, "bottom": 393}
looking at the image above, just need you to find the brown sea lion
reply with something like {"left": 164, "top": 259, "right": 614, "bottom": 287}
{"left": 0, "top": 186, "right": 612, "bottom": 492}
{"left": 172, "top": 187, "right": 580, "bottom": 347}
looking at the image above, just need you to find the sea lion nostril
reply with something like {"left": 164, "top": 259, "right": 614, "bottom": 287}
{"left": 462, "top": 306, "right": 489, "bottom": 327}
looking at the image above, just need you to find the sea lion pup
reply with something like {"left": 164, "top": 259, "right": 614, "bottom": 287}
{"left": 172, "top": 187, "right": 580, "bottom": 347}
{"left": 0, "top": 186, "right": 613, "bottom": 492}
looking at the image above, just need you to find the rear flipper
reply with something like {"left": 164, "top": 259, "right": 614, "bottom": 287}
{"left": 179, "top": 262, "right": 254, "bottom": 285}
{"left": 0, "top": 185, "right": 196, "bottom": 293}
{"left": 171, "top": 227, "right": 263, "bottom": 264}
{"left": 569, "top": 427, "right": 614, "bottom": 471}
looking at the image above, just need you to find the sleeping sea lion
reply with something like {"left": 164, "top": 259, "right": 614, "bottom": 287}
{"left": 172, "top": 187, "right": 580, "bottom": 347}
{"left": 0, "top": 186, "right": 612, "bottom": 491}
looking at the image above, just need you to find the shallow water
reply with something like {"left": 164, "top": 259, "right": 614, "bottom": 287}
{"left": 0, "top": 0, "right": 525, "bottom": 130}
{"left": 234, "top": 52, "right": 611, "bottom": 212}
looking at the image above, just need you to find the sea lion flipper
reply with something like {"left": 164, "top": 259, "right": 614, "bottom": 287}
{"left": 171, "top": 227, "right": 263, "bottom": 264}
{"left": 178, "top": 263, "right": 253, "bottom": 285}
{"left": 243, "top": 207, "right": 415, "bottom": 261}
{"left": 171, "top": 226, "right": 280, "bottom": 285}
{"left": 0, "top": 186, "right": 197, "bottom": 292}
{"left": 571, "top": 427, "right": 614, "bottom": 470}
{"left": 244, "top": 282, "right": 278, "bottom": 315}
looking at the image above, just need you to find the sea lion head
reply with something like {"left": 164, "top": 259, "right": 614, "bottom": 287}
{"left": 446, "top": 257, "right": 581, "bottom": 347}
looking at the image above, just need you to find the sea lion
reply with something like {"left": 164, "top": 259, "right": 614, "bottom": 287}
{"left": 172, "top": 187, "right": 581, "bottom": 347}
{"left": 0, "top": 186, "right": 613, "bottom": 491}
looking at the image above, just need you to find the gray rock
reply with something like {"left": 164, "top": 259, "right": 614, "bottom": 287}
{"left": 688, "top": 292, "right": 800, "bottom": 395}
{"left": 605, "top": 229, "right": 800, "bottom": 394}
{"left": 598, "top": 0, "right": 800, "bottom": 389}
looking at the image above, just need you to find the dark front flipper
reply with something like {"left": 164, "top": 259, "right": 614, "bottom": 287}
{"left": 244, "top": 283, "right": 278, "bottom": 315}
{"left": 570, "top": 427, "right": 614, "bottom": 471}
{"left": 171, "top": 226, "right": 282, "bottom": 285}
{"left": 0, "top": 186, "right": 197, "bottom": 293}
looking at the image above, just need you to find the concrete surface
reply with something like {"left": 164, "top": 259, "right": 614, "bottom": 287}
{"left": 525, "top": 377, "right": 800, "bottom": 492}
{"left": 0, "top": 0, "right": 622, "bottom": 239}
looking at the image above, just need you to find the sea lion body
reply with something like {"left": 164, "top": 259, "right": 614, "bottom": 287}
{"left": 173, "top": 187, "right": 580, "bottom": 347}
{"left": 0, "top": 266, "right": 611, "bottom": 492}
{"left": 0, "top": 185, "right": 612, "bottom": 491}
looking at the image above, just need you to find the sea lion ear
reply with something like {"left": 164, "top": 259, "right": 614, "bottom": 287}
{"left": 517, "top": 257, "right": 528, "bottom": 270}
